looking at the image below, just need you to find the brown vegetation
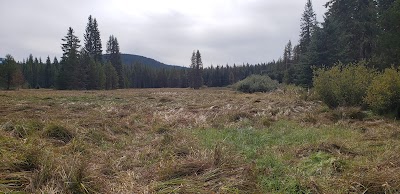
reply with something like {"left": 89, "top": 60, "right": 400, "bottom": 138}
{"left": 0, "top": 88, "right": 399, "bottom": 193}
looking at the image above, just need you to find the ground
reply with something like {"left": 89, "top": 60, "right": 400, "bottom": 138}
{"left": 0, "top": 87, "right": 399, "bottom": 193}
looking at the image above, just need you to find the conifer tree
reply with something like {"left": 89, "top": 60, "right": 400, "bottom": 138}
{"left": 44, "top": 56, "right": 52, "bottom": 88}
{"left": 92, "top": 18, "right": 103, "bottom": 62}
{"left": 190, "top": 51, "right": 196, "bottom": 88}
{"left": 106, "top": 35, "right": 124, "bottom": 88}
{"left": 59, "top": 27, "right": 81, "bottom": 89}
{"left": 299, "top": 0, "right": 317, "bottom": 54}
{"left": 84, "top": 15, "right": 102, "bottom": 62}
{"left": 190, "top": 50, "right": 203, "bottom": 89}
{"left": 1, "top": 55, "right": 18, "bottom": 90}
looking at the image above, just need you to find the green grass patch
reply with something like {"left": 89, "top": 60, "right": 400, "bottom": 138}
{"left": 191, "top": 120, "right": 358, "bottom": 193}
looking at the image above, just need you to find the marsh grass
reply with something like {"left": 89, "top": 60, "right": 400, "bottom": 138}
{"left": 0, "top": 88, "right": 399, "bottom": 193}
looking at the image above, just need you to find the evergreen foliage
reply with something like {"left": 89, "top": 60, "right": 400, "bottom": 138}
{"left": 0, "top": 55, "right": 22, "bottom": 90}
{"left": 106, "top": 35, "right": 124, "bottom": 88}
{"left": 59, "top": 27, "right": 81, "bottom": 90}
{"left": 190, "top": 50, "right": 203, "bottom": 89}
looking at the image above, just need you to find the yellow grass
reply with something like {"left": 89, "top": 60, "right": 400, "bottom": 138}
{"left": 0, "top": 88, "right": 399, "bottom": 193}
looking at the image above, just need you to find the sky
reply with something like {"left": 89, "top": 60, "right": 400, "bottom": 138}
{"left": 0, "top": 0, "right": 328, "bottom": 67}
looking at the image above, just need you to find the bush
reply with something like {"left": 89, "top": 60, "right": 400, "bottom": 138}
{"left": 313, "top": 62, "right": 376, "bottom": 108}
{"left": 234, "top": 75, "right": 279, "bottom": 93}
{"left": 365, "top": 67, "right": 400, "bottom": 117}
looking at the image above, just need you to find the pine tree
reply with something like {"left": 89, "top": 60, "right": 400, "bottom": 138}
{"left": 190, "top": 50, "right": 203, "bottom": 89}
{"left": 190, "top": 51, "right": 196, "bottom": 88}
{"left": 324, "top": 0, "right": 378, "bottom": 62}
{"left": 1, "top": 55, "right": 18, "bottom": 90}
{"left": 104, "top": 62, "right": 119, "bottom": 90}
{"left": 83, "top": 15, "right": 94, "bottom": 57}
{"left": 106, "top": 35, "right": 124, "bottom": 88}
{"left": 59, "top": 27, "right": 81, "bottom": 89}
{"left": 299, "top": 0, "right": 317, "bottom": 54}
{"left": 44, "top": 56, "right": 52, "bottom": 88}
{"left": 376, "top": 0, "right": 400, "bottom": 68}
{"left": 283, "top": 40, "right": 293, "bottom": 66}
{"left": 84, "top": 15, "right": 103, "bottom": 62}
{"left": 93, "top": 18, "right": 103, "bottom": 62}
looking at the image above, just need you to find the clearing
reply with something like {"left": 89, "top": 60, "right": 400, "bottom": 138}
{"left": 0, "top": 88, "right": 399, "bottom": 193}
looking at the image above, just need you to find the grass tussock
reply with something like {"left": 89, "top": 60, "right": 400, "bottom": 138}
{"left": 44, "top": 124, "right": 74, "bottom": 144}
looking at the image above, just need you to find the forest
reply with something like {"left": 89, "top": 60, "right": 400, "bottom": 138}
{"left": 1, "top": 0, "right": 399, "bottom": 90}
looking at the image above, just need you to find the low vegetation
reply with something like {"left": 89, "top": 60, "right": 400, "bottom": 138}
{"left": 0, "top": 88, "right": 399, "bottom": 193}
{"left": 234, "top": 74, "right": 279, "bottom": 93}
{"left": 313, "top": 63, "right": 400, "bottom": 118}
{"left": 365, "top": 66, "right": 400, "bottom": 117}
{"left": 313, "top": 62, "right": 376, "bottom": 108}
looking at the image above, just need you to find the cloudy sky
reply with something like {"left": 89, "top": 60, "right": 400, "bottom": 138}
{"left": 0, "top": 0, "right": 328, "bottom": 67}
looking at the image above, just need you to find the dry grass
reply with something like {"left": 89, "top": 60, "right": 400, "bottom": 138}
{"left": 0, "top": 88, "right": 399, "bottom": 193}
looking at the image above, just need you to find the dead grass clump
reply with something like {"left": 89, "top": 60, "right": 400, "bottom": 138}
{"left": 328, "top": 107, "right": 368, "bottom": 122}
{"left": 158, "top": 159, "right": 211, "bottom": 181}
{"left": 44, "top": 124, "right": 74, "bottom": 144}
{"left": 1, "top": 122, "right": 30, "bottom": 138}
{"left": 85, "top": 129, "right": 112, "bottom": 146}
{"left": 1, "top": 121, "right": 15, "bottom": 132}
{"left": 155, "top": 126, "right": 171, "bottom": 134}
{"left": 151, "top": 178, "right": 205, "bottom": 194}
{"left": 159, "top": 97, "right": 173, "bottom": 103}
{"left": 0, "top": 172, "right": 30, "bottom": 191}
{"left": 302, "top": 113, "right": 318, "bottom": 124}
{"left": 297, "top": 143, "right": 357, "bottom": 158}
{"left": 161, "top": 133, "right": 174, "bottom": 146}
{"left": 229, "top": 111, "right": 253, "bottom": 122}
{"left": 173, "top": 146, "right": 191, "bottom": 157}
{"left": 14, "top": 147, "right": 42, "bottom": 172}
{"left": 60, "top": 157, "right": 102, "bottom": 194}
{"left": 350, "top": 168, "right": 400, "bottom": 194}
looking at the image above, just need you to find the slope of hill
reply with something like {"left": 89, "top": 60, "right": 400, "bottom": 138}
{"left": 104, "top": 54, "right": 183, "bottom": 69}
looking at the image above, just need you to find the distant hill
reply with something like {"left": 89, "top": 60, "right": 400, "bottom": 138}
{"left": 104, "top": 54, "right": 183, "bottom": 69}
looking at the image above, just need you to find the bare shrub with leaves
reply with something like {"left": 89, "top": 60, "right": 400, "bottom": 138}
{"left": 313, "top": 62, "right": 376, "bottom": 108}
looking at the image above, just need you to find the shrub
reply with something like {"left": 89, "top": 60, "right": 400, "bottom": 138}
{"left": 365, "top": 67, "right": 400, "bottom": 117}
{"left": 234, "top": 75, "right": 279, "bottom": 93}
{"left": 313, "top": 62, "right": 376, "bottom": 108}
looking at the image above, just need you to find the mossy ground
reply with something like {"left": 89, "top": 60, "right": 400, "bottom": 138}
{"left": 0, "top": 88, "right": 399, "bottom": 193}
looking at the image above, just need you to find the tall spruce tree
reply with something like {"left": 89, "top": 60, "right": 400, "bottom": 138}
{"left": 84, "top": 16, "right": 94, "bottom": 57}
{"left": 376, "top": 0, "right": 400, "bottom": 68}
{"left": 59, "top": 27, "right": 81, "bottom": 89}
{"left": 44, "top": 56, "right": 52, "bottom": 88}
{"left": 106, "top": 35, "right": 124, "bottom": 88}
{"left": 293, "top": 0, "right": 317, "bottom": 86}
{"left": 92, "top": 19, "right": 102, "bottom": 62}
{"left": 190, "top": 50, "right": 203, "bottom": 89}
{"left": 190, "top": 51, "right": 196, "bottom": 88}
{"left": 84, "top": 15, "right": 103, "bottom": 62}
{"left": 0, "top": 55, "right": 17, "bottom": 90}
{"left": 299, "top": 0, "right": 317, "bottom": 54}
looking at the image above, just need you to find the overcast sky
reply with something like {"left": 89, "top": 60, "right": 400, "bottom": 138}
{"left": 0, "top": 0, "right": 328, "bottom": 67}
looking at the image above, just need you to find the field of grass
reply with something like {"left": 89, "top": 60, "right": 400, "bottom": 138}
{"left": 0, "top": 87, "right": 399, "bottom": 193}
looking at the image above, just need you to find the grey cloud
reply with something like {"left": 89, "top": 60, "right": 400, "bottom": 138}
{"left": 0, "top": 0, "right": 328, "bottom": 66}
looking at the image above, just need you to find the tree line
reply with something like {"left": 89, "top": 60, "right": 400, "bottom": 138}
{"left": 1, "top": 0, "right": 399, "bottom": 90}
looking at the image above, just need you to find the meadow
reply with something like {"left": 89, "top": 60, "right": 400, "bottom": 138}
{"left": 0, "top": 88, "right": 399, "bottom": 193}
